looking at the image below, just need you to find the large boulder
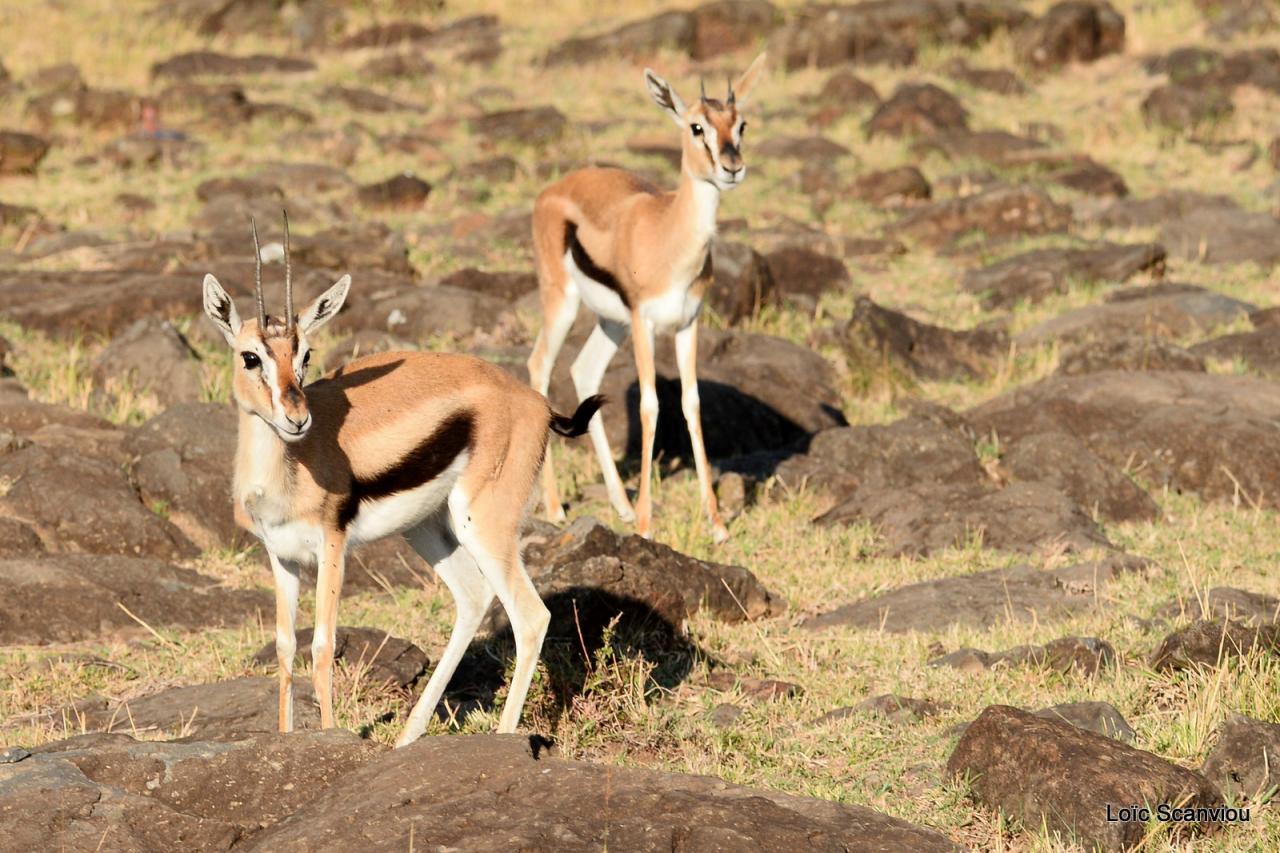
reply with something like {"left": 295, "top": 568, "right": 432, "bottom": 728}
{"left": 1149, "top": 620, "right": 1280, "bottom": 672}
{"left": 1203, "top": 714, "right": 1280, "bottom": 802}
{"left": 1015, "top": 1, "right": 1125, "bottom": 69}
{"left": 0, "top": 270, "right": 195, "bottom": 337}
{"left": 252, "top": 627, "right": 429, "bottom": 689}
{"left": 949, "top": 706, "right": 1223, "bottom": 850}
{"left": 891, "top": 185, "right": 1071, "bottom": 248}
{"left": 1016, "top": 283, "right": 1255, "bottom": 346}
{"left": 999, "top": 430, "right": 1159, "bottom": 522}
{"left": 961, "top": 243, "right": 1166, "bottom": 309}
{"left": 0, "top": 129, "right": 50, "bottom": 174}
{"left": 864, "top": 83, "right": 968, "bottom": 139}
{"left": 1159, "top": 207, "right": 1280, "bottom": 266}
{"left": 91, "top": 317, "right": 204, "bottom": 406}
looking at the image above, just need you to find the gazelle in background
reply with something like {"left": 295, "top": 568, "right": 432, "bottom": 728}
{"left": 527, "top": 53, "right": 767, "bottom": 544}
{"left": 202, "top": 215, "right": 601, "bottom": 746}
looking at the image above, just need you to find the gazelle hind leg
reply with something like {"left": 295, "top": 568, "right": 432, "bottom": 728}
{"left": 268, "top": 553, "right": 301, "bottom": 732}
{"left": 675, "top": 322, "right": 729, "bottom": 543}
{"left": 527, "top": 285, "right": 580, "bottom": 522}
{"left": 570, "top": 320, "right": 634, "bottom": 522}
{"left": 449, "top": 491, "right": 549, "bottom": 734}
{"left": 396, "top": 519, "right": 494, "bottom": 747}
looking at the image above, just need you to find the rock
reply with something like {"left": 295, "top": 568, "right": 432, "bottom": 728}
{"left": 769, "top": 411, "right": 983, "bottom": 499}
{"left": 762, "top": 246, "right": 850, "bottom": 302}
{"left": 891, "top": 185, "right": 1071, "bottom": 248}
{"left": 1160, "top": 207, "right": 1280, "bottom": 266}
{"left": 0, "top": 129, "right": 50, "bottom": 174}
{"left": 962, "top": 243, "right": 1166, "bottom": 309}
{"left": 942, "top": 59, "right": 1027, "bottom": 94}
{"left": 24, "top": 62, "right": 83, "bottom": 94}
{"left": 864, "top": 83, "right": 968, "bottom": 139}
{"left": 0, "top": 270, "right": 195, "bottom": 337}
{"left": 337, "top": 20, "right": 433, "bottom": 50}
{"left": 1016, "top": 1, "right": 1126, "bottom": 69}
{"left": 26, "top": 87, "right": 138, "bottom": 131}
{"left": 806, "top": 555, "right": 1144, "bottom": 631}
{"left": 756, "top": 134, "right": 851, "bottom": 161}
{"left": 830, "top": 295, "right": 1007, "bottom": 382}
{"left": 363, "top": 284, "right": 510, "bottom": 342}
{"left": 1035, "top": 701, "right": 1136, "bottom": 742}
{"left": 508, "top": 518, "right": 779, "bottom": 643}
{"left": 1150, "top": 620, "right": 1280, "bottom": 672}
{"left": 91, "top": 318, "right": 203, "bottom": 406}
{"left": 709, "top": 703, "right": 744, "bottom": 728}
{"left": 1089, "top": 190, "right": 1239, "bottom": 229}
{"left": 948, "top": 706, "right": 1223, "bottom": 850}
{"left": 244, "top": 734, "right": 962, "bottom": 850}
{"left": 438, "top": 267, "right": 534, "bottom": 303}
{"left": 1203, "top": 714, "right": 1280, "bottom": 802}
{"left": 1000, "top": 431, "right": 1159, "bottom": 522}
{"left": 915, "top": 129, "right": 1048, "bottom": 167}
{"left": 360, "top": 51, "right": 436, "bottom": 80}
{"left": 1143, "top": 84, "right": 1235, "bottom": 131}
{"left": 1161, "top": 587, "right": 1280, "bottom": 625}
{"left": 1058, "top": 336, "right": 1205, "bottom": 375}
{"left": 1016, "top": 283, "right": 1255, "bottom": 346}
{"left": 1193, "top": 330, "right": 1280, "bottom": 376}
{"left": 469, "top": 106, "right": 567, "bottom": 145}
{"left": 706, "top": 672, "right": 802, "bottom": 701}
{"left": 970, "top": 370, "right": 1280, "bottom": 510}
{"left": 355, "top": 172, "right": 431, "bottom": 210}
{"left": 814, "top": 69, "right": 880, "bottom": 107}
{"left": 817, "top": 695, "right": 945, "bottom": 725}
{"left": 850, "top": 166, "right": 931, "bottom": 204}
{"left": 252, "top": 627, "right": 428, "bottom": 689}
{"left": 931, "top": 636, "right": 1114, "bottom": 675}
{"left": 0, "top": 446, "right": 196, "bottom": 560}
{"left": 151, "top": 51, "right": 316, "bottom": 80}
{"left": 0, "top": 392, "right": 111, "bottom": 437}
{"left": 0, "top": 518, "right": 43, "bottom": 557}
{"left": 1047, "top": 158, "right": 1129, "bottom": 197}
{"left": 544, "top": 0, "right": 779, "bottom": 65}
{"left": 706, "top": 241, "right": 775, "bottom": 324}
{"left": 0, "top": 555, "right": 268, "bottom": 644}
{"left": 322, "top": 85, "right": 421, "bottom": 114}
{"left": 771, "top": 0, "right": 1030, "bottom": 70}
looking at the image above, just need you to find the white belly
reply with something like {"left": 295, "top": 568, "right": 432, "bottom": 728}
{"left": 257, "top": 518, "right": 324, "bottom": 565}
{"left": 640, "top": 282, "right": 703, "bottom": 333}
{"left": 345, "top": 452, "right": 468, "bottom": 546}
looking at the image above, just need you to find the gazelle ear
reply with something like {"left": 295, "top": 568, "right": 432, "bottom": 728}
{"left": 732, "top": 52, "right": 767, "bottom": 106}
{"left": 299, "top": 274, "right": 351, "bottom": 334}
{"left": 644, "top": 68, "right": 686, "bottom": 127}
{"left": 202, "top": 274, "right": 241, "bottom": 345}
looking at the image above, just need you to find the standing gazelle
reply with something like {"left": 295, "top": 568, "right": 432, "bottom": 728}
{"left": 201, "top": 215, "right": 601, "bottom": 746}
{"left": 527, "top": 53, "right": 766, "bottom": 544}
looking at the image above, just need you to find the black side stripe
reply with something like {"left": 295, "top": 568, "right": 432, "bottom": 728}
{"left": 565, "top": 222, "right": 630, "bottom": 309}
{"left": 337, "top": 411, "right": 475, "bottom": 528}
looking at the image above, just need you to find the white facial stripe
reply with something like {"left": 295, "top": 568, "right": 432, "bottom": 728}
{"left": 702, "top": 122, "right": 720, "bottom": 167}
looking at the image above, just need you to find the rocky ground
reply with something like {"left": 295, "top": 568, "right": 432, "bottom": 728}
{"left": 3, "top": 0, "right": 1280, "bottom": 849}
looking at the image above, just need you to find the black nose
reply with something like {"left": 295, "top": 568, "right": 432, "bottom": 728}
{"left": 725, "top": 165, "right": 743, "bottom": 176}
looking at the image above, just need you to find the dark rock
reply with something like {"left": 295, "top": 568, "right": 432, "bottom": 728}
{"left": 817, "top": 480, "right": 1112, "bottom": 555}
{"left": 763, "top": 246, "right": 850, "bottom": 301}
{"left": 756, "top": 134, "right": 851, "bottom": 160}
{"left": 0, "top": 446, "right": 196, "bottom": 560}
{"left": 1001, "top": 430, "right": 1159, "bottom": 522}
{"left": 337, "top": 21, "right": 434, "bottom": 50}
{"left": 24, "top": 62, "right": 83, "bottom": 95}
{"left": 75, "top": 677, "right": 318, "bottom": 738}
{"left": 470, "top": 106, "right": 567, "bottom": 145}
{"left": 817, "top": 695, "right": 945, "bottom": 725}
{"left": 1035, "top": 701, "right": 1136, "bottom": 742}
{"left": 91, "top": 318, "right": 203, "bottom": 406}
{"left": 245, "top": 734, "right": 962, "bottom": 850}
{"left": 1047, "top": 158, "right": 1129, "bottom": 197}
{"left": 962, "top": 243, "right": 1166, "bottom": 309}
{"left": 806, "top": 555, "right": 1145, "bottom": 632}
{"left": 1016, "top": 1, "right": 1126, "bottom": 69}
{"left": 1161, "top": 587, "right": 1280, "bottom": 625}
{"left": 1193, "top": 329, "right": 1280, "bottom": 376}
{"left": 851, "top": 166, "right": 931, "bottom": 204}
{"left": 360, "top": 284, "right": 510, "bottom": 342}
{"left": 931, "top": 636, "right": 1114, "bottom": 675}
{"left": 1059, "top": 336, "right": 1205, "bottom": 375}
{"left": 252, "top": 626, "right": 428, "bottom": 689}
{"left": 196, "top": 174, "right": 283, "bottom": 202}
{"left": 438, "top": 267, "right": 534, "bottom": 303}
{"left": 1203, "top": 714, "right": 1280, "bottom": 802}
{"left": 709, "top": 702, "right": 743, "bottom": 728}
{"left": 0, "top": 518, "right": 43, "bottom": 557}
{"left": 891, "top": 185, "right": 1071, "bottom": 247}
{"left": 1143, "top": 84, "right": 1234, "bottom": 131}
{"left": 355, "top": 173, "right": 431, "bottom": 210}
{"left": 360, "top": 51, "right": 436, "bottom": 80}
{"left": 0, "top": 129, "right": 50, "bottom": 174}
{"left": 948, "top": 706, "right": 1222, "bottom": 850}
{"left": 1160, "top": 207, "right": 1280, "bottom": 266}
{"left": 865, "top": 83, "right": 968, "bottom": 139}
{"left": 26, "top": 87, "right": 138, "bottom": 131}
{"left": 1150, "top": 619, "right": 1280, "bottom": 672}
{"left": 942, "top": 59, "right": 1027, "bottom": 94}
{"left": 151, "top": 51, "right": 316, "bottom": 80}
{"left": 815, "top": 69, "right": 881, "bottom": 107}
{"left": 0, "top": 555, "right": 267, "bottom": 644}
{"left": 706, "top": 672, "right": 802, "bottom": 701}
{"left": 1090, "top": 190, "right": 1238, "bottom": 229}
{"left": 706, "top": 241, "right": 775, "bottom": 324}
{"left": 323, "top": 85, "right": 421, "bottom": 114}
{"left": 831, "top": 295, "right": 1006, "bottom": 382}
{"left": 1017, "top": 282, "right": 1254, "bottom": 345}
{"left": 915, "top": 129, "right": 1048, "bottom": 166}
{"left": 0, "top": 391, "right": 110, "bottom": 436}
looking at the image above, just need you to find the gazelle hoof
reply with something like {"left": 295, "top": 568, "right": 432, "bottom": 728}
{"left": 712, "top": 524, "right": 731, "bottom": 544}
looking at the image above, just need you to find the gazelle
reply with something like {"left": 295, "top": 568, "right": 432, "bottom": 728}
{"left": 201, "top": 215, "right": 601, "bottom": 746}
{"left": 527, "top": 53, "right": 767, "bottom": 544}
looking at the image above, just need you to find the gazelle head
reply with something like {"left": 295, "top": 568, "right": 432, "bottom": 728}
{"left": 644, "top": 52, "right": 766, "bottom": 192}
{"left": 202, "top": 213, "right": 351, "bottom": 443}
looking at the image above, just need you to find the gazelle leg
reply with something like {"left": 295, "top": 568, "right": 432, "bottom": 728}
{"left": 396, "top": 520, "right": 494, "bottom": 747}
{"left": 527, "top": 284, "right": 581, "bottom": 523}
{"left": 268, "top": 552, "right": 300, "bottom": 732}
{"left": 675, "top": 322, "right": 729, "bottom": 543}
{"left": 570, "top": 319, "right": 634, "bottom": 522}
{"left": 450, "top": 491, "right": 550, "bottom": 734}
{"left": 311, "top": 531, "right": 347, "bottom": 729}
{"left": 630, "top": 313, "right": 659, "bottom": 539}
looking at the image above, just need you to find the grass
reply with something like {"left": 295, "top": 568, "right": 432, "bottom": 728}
{"left": 3, "top": 0, "right": 1280, "bottom": 848}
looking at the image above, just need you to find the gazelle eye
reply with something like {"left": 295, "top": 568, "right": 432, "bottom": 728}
{"left": 690, "top": 123, "right": 704, "bottom": 136}
{"left": 241, "top": 352, "right": 261, "bottom": 370}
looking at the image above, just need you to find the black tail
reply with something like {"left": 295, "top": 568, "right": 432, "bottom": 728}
{"left": 550, "top": 395, "right": 606, "bottom": 437}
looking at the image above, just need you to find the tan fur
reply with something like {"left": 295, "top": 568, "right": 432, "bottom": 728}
{"left": 528, "top": 53, "right": 766, "bottom": 544}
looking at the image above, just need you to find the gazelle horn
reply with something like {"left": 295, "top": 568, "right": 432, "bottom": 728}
{"left": 727, "top": 76, "right": 735, "bottom": 106}
{"left": 250, "top": 218, "right": 266, "bottom": 329}
{"left": 700, "top": 77, "right": 708, "bottom": 104}
{"left": 283, "top": 209, "right": 294, "bottom": 334}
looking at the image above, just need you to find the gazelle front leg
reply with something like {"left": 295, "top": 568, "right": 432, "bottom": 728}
{"left": 570, "top": 320, "right": 635, "bottom": 523}
{"left": 675, "top": 322, "right": 729, "bottom": 543}
{"left": 311, "top": 530, "right": 347, "bottom": 728}
{"left": 268, "top": 552, "right": 300, "bottom": 731}
{"left": 631, "top": 313, "right": 659, "bottom": 539}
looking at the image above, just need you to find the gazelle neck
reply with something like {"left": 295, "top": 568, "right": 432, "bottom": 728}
{"left": 235, "top": 407, "right": 293, "bottom": 510}
{"left": 673, "top": 170, "right": 721, "bottom": 246}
